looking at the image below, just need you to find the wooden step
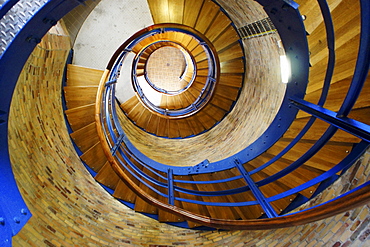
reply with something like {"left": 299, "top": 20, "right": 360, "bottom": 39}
{"left": 283, "top": 116, "right": 360, "bottom": 143}
{"left": 80, "top": 142, "right": 108, "bottom": 173}
{"left": 209, "top": 94, "right": 234, "bottom": 112}
{"left": 167, "top": 120, "right": 180, "bottom": 138}
{"left": 218, "top": 74, "right": 243, "bottom": 88}
{"left": 64, "top": 86, "right": 98, "bottom": 109}
{"left": 218, "top": 42, "right": 244, "bottom": 63}
{"left": 202, "top": 103, "right": 227, "bottom": 121}
{"left": 247, "top": 156, "right": 318, "bottom": 199}
{"left": 156, "top": 118, "right": 169, "bottom": 137}
{"left": 168, "top": 0, "right": 185, "bottom": 24}
{"left": 120, "top": 96, "right": 140, "bottom": 113}
{"left": 70, "top": 122, "right": 100, "bottom": 153}
{"left": 186, "top": 115, "right": 206, "bottom": 134}
{"left": 214, "top": 84, "right": 240, "bottom": 101}
{"left": 135, "top": 108, "right": 153, "bottom": 128}
{"left": 194, "top": 0, "right": 220, "bottom": 34}
{"left": 148, "top": 0, "right": 170, "bottom": 24}
{"left": 193, "top": 111, "right": 217, "bottom": 130}
{"left": 299, "top": 77, "right": 370, "bottom": 119}
{"left": 183, "top": 0, "right": 205, "bottom": 28}
{"left": 204, "top": 11, "right": 232, "bottom": 42}
{"left": 174, "top": 175, "right": 209, "bottom": 228}
{"left": 94, "top": 162, "right": 121, "bottom": 190}
{"left": 211, "top": 169, "right": 263, "bottom": 220}
{"left": 245, "top": 163, "right": 297, "bottom": 215}
{"left": 66, "top": 64, "right": 103, "bottom": 86}
{"left": 65, "top": 103, "right": 95, "bottom": 131}
{"left": 220, "top": 58, "right": 245, "bottom": 74}
{"left": 145, "top": 114, "right": 161, "bottom": 134}
{"left": 176, "top": 118, "right": 195, "bottom": 137}
{"left": 212, "top": 25, "right": 240, "bottom": 52}
{"left": 113, "top": 180, "right": 137, "bottom": 204}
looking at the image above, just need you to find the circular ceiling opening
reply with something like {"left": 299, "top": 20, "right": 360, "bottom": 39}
{"left": 146, "top": 46, "right": 187, "bottom": 92}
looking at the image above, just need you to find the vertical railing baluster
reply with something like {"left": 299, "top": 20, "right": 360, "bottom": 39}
{"left": 111, "top": 133, "right": 125, "bottom": 156}
{"left": 167, "top": 168, "right": 175, "bottom": 205}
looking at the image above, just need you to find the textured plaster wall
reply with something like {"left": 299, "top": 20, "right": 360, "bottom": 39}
{"left": 72, "top": 0, "right": 154, "bottom": 70}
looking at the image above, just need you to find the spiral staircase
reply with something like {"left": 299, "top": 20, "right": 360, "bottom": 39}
{"left": 1, "top": 0, "right": 370, "bottom": 244}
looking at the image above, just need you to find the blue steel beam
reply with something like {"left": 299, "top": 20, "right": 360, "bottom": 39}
{"left": 167, "top": 169, "right": 175, "bottom": 205}
{"left": 290, "top": 97, "right": 370, "bottom": 142}
{"left": 336, "top": 0, "right": 370, "bottom": 117}
{"left": 0, "top": 0, "right": 18, "bottom": 20}
{"left": 316, "top": 0, "right": 336, "bottom": 106}
{"left": 234, "top": 159, "right": 278, "bottom": 218}
{"left": 111, "top": 133, "right": 125, "bottom": 156}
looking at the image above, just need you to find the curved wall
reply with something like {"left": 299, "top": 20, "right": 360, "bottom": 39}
{"left": 9, "top": 27, "right": 370, "bottom": 247}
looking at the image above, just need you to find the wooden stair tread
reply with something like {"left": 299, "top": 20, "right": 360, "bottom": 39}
{"left": 192, "top": 173, "right": 239, "bottom": 220}
{"left": 211, "top": 169, "right": 263, "bottom": 220}
{"left": 220, "top": 58, "right": 245, "bottom": 74}
{"left": 66, "top": 64, "right": 103, "bottom": 86}
{"left": 218, "top": 42, "right": 244, "bottom": 63}
{"left": 205, "top": 11, "right": 232, "bottom": 42}
{"left": 70, "top": 122, "right": 100, "bottom": 153}
{"left": 147, "top": 0, "right": 170, "bottom": 24}
{"left": 212, "top": 25, "right": 240, "bottom": 51}
{"left": 113, "top": 180, "right": 137, "bottom": 204}
{"left": 214, "top": 84, "right": 240, "bottom": 101}
{"left": 134, "top": 167, "right": 159, "bottom": 214}
{"left": 168, "top": 0, "right": 185, "bottom": 24}
{"left": 80, "top": 142, "right": 108, "bottom": 173}
{"left": 194, "top": 0, "right": 220, "bottom": 34}
{"left": 183, "top": 0, "right": 205, "bottom": 28}
{"left": 94, "top": 162, "right": 121, "bottom": 190}
{"left": 64, "top": 86, "right": 98, "bottom": 109}
{"left": 65, "top": 103, "right": 95, "bottom": 131}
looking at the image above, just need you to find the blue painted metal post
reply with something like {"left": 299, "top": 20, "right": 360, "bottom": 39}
{"left": 290, "top": 97, "right": 370, "bottom": 142}
{"left": 167, "top": 169, "right": 175, "bottom": 205}
{"left": 111, "top": 133, "right": 125, "bottom": 156}
{"left": 336, "top": 0, "right": 370, "bottom": 117}
{"left": 234, "top": 159, "right": 278, "bottom": 218}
